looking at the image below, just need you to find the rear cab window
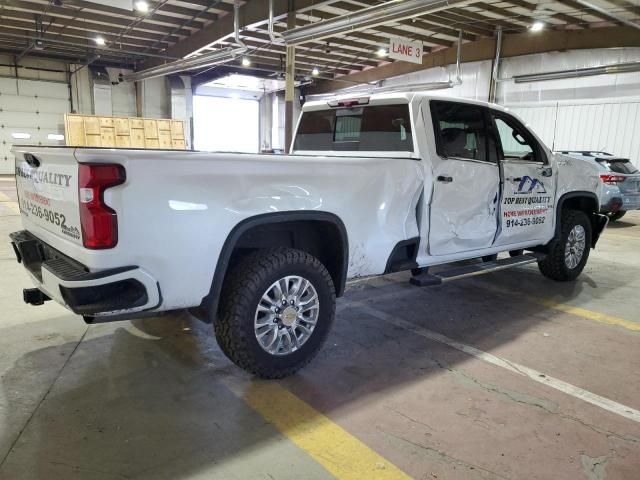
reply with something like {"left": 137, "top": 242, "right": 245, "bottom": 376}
{"left": 293, "top": 103, "right": 414, "bottom": 153}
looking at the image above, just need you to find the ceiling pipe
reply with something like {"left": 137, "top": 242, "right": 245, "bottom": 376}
{"left": 124, "top": 2, "right": 248, "bottom": 82}
{"left": 489, "top": 25, "right": 640, "bottom": 84}
{"left": 282, "top": 0, "right": 474, "bottom": 45}
{"left": 492, "top": 26, "right": 509, "bottom": 84}
{"left": 234, "top": 0, "right": 247, "bottom": 49}
{"left": 573, "top": 0, "right": 640, "bottom": 31}
{"left": 513, "top": 61, "right": 640, "bottom": 82}
{"left": 452, "top": 29, "right": 463, "bottom": 86}
{"left": 268, "top": 0, "right": 278, "bottom": 43}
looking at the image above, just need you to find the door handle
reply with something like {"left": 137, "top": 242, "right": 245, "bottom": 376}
{"left": 437, "top": 175, "right": 453, "bottom": 183}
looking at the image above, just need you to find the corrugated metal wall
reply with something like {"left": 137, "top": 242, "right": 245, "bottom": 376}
{"left": 511, "top": 102, "right": 640, "bottom": 166}
{"left": 499, "top": 48, "right": 640, "bottom": 166}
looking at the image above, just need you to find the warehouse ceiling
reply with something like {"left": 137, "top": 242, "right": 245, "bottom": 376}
{"left": 0, "top": 0, "right": 639, "bottom": 78}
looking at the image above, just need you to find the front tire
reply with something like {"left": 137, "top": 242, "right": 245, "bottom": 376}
{"left": 214, "top": 248, "right": 336, "bottom": 379}
{"left": 538, "top": 209, "right": 591, "bottom": 281}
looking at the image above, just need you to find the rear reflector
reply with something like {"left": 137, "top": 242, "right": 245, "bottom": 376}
{"left": 600, "top": 174, "right": 626, "bottom": 185}
{"left": 78, "top": 164, "right": 126, "bottom": 249}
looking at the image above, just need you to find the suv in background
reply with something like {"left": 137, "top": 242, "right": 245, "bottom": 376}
{"left": 559, "top": 151, "right": 640, "bottom": 221}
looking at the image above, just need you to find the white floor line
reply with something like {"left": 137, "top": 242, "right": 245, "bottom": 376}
{"left": 347, "top": 300, "right": 640, "bottom": 424}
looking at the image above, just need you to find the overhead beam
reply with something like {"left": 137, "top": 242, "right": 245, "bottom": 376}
{"left": 0, "top": 15, "right": 179, "bottom": 50}
{"left": 310, "top": 26, "right": 640, "bottom": 93}
{"left": 502, "top": 0, "right": 584, "bottom": 26}
{"left": 554, "top": 0, "right": 623, "bottom": 24}
{"left": 142, "top": 0, "right": 344, "bottom": 69}
{"left": 2, "top": 0, "right": 205, "bottom": 34}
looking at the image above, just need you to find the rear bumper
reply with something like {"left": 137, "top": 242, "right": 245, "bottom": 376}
{"left": 10, "top": 230, "right": 161, "bottom": 318}
{"left": 600, "top": 193, "right": 640, "bottom": 213}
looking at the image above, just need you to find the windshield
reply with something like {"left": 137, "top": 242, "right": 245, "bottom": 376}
{"left": 293, "top": 104, "right": 413, "bottom": 152}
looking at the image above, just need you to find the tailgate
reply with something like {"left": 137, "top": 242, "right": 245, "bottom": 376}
{"left": 13, "top": 146, "right": 82, "bottom": 245}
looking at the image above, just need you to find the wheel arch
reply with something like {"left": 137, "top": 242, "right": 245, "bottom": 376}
{"left": 556, "top": 191, "right": 607, "bottom": 248}
{"left": 192, "top": 211, "right": 349, "bottom": 323}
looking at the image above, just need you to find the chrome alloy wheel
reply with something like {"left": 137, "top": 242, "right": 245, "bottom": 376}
{"left": 254, "top": 276, "right": 319, "bottom": 356}
{"left": 564, "top": 224, "right": 586, "bottom": 270}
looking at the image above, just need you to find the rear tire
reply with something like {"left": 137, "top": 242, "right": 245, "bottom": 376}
{"left": 538, "top": 209, "right": 591, "bottom": 282}
{"left": 509, "top": 249, "right": 524, "bottom": 257}
{"left": 608, "top": 211, "right": 626, "bottom": 221}
{"left": 482, "top": 254, "right": 498, "bottom": 262}
{"left": 214, "top": 248, "right": 336, "bottom": 379}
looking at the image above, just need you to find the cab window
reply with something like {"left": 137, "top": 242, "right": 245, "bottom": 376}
{"left": 492, "top": 113, "right": 543, "bottom": 163}
{"left": 294, "top": 104, "right": 413, "bottom": 152}
{"left": 431, "top": 101, "right": 494, "bottom": 162}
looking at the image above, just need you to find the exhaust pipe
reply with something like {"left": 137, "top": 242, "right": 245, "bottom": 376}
{"left": 23, "top": 288, "right": 50, "bottom": 306}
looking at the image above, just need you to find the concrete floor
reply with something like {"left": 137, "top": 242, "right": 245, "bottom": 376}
{"left": 1, "top": 174, "right": 639, "bottom": 480}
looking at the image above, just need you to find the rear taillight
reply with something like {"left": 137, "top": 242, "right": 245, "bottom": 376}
{"left": 600, "top": 174, "right": 625, "bottom": 185}
{"left": 78, "top": 164, "right": 126, "bottom": 249}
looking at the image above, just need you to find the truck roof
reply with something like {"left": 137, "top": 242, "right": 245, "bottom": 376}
{"left": 302, "top": 91, "right": 509, "bottom": 114}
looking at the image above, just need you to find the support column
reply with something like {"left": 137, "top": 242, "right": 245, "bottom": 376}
{"left": 284, "top": 2, "right": 296, "bottom": 153}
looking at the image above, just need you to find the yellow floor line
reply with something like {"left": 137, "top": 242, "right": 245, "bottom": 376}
{"left": 242, "top": 382, "right": 411, "bottom": 480}
{"left": 532, "top": 297, "right": 640, "bottom": 332}
{"left": 477, "top": 283, "right": 640, "bottom": 332}
{"left": 0, "top": 201, "right": 20, "bottom": 215}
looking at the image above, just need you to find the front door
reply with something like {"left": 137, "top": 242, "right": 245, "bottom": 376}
{"left": 428, "top": 101, "right": 500, "bottom": 255}
{"left": 491, "top": 111, "right": 556, "bottom": 247}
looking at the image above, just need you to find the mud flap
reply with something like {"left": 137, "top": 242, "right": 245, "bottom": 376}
{"left": 591, "top": 213, "right": 609, "bottom": 248}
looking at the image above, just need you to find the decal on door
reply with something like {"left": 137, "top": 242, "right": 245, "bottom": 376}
{"left": 503, "top": 176, "right": 552, "bottom": 229}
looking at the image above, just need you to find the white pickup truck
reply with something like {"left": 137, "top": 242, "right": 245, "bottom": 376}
{"left": 10, "top": 93, "right": 607, "bottom": 378}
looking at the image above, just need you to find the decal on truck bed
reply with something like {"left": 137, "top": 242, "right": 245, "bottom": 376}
{"left": 15, "top": 165, "right": 73, "bottom": 188}
{"left": 15, "top": 157, "right": 83, "bottom": 246}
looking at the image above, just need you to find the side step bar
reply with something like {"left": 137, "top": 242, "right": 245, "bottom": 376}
{"left": 410, "top": 254, "right": 543, "bottom": 287}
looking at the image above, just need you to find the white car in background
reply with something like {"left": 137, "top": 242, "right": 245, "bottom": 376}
{"left": 558, "top": 151, "right": 640, "bottom": 221}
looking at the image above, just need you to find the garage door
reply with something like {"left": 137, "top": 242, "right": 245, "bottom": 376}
{"left": 0, "top": 78, "right": 70, "bottom": 174}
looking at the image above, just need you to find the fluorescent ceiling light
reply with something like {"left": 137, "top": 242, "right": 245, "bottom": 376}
{"left": 377, "top": 47, "right": 388, "bottom": 57}
{"left": 12, "top": 132, "right": 31, "bottom": 139}
{"left": 134, "top": 1, "right": 149, "bottom": 12}
{"left": 94, "top": 36, "right": 106, "bottom": 46}
{"left": 312, "top": 67, "right": 319, "bottom": 76}
{"left": 242, "top": 57, "right": 251, "bottom": 67}
{"left": 282, "top": 0, "right": 455, "bottom": 45}
{"left": 47, "top": 133, "right": 65, "bottom": 141}
{"left": 530, "top": 21, "right": 545, "bottom": 32}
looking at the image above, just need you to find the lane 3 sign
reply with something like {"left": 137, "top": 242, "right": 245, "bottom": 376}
{"left": 389, "top": 37, "right": 424, "bottom": 65}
